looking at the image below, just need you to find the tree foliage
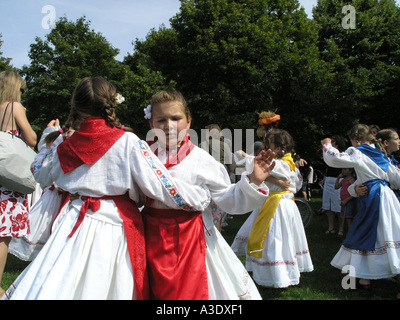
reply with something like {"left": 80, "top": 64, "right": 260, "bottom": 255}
{"left": 1, "top": 0, "right": 399, "bottom": 166}
{"left": 313, "top": 0, "right": 400, "bottom": 131}
{"left": 0, "top": 34, "right": 14, "bottom": 72}
{"left": 128, "top": 0, "right": 331, "bottom": 161}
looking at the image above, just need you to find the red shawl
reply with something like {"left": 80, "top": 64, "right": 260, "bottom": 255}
{"left": 58, "top": 117, "right": 125, "bottom": 173}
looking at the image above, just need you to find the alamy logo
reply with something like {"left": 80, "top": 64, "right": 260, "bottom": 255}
{"left": 42, "top": 5, "right": 56, "bottom": 30}
{"left": 341, "top": 265, "right": 356, "bottom": 289}
{"left": 342, "top": 5, "right": 356, "bottom": 29}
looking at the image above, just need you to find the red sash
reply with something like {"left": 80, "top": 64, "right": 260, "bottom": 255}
{"left": 145, "top": 134, "right": 208, "bottom": 299}
{"left": 143, "top": 207, "right": 208, "bottom": 300}
{"left": 57, "top": 117, "right": 125, "bottom": 173}
{"left": 68, "top": 194, "right": 149, "bottom": 300}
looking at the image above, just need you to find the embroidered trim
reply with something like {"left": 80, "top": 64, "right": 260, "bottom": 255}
{"left": 247, "top": 250, "right": 310, "bottom": 266}
{"left": 137, "top": 140, "right": 195, "bottom": 211}
{"left": 341, "top": 241, "right": 400, "bottom": 256}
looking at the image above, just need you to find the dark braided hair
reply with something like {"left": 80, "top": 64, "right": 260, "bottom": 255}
{"left": 68, "top": 77, "right": 132, "bottom": 131}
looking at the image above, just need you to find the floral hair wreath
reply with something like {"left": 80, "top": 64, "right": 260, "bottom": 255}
{"left": 256, "top": 110, "right": 280, "bottom": 138}
{"left": 144, "top": 105, "right": 152, "bottom": 119}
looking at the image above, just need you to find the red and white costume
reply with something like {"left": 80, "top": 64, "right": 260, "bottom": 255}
{"left": 2, "top": 118, "right": 210, "bottom": 300}
{"left": 9, "top": 126, "right": 68, "bottom": 261}
{"left": 144, "top": 135, "right": 269, "bottom": 300}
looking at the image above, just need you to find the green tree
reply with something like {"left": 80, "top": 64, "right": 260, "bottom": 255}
{"left": 313, "top": 0, "right": 400, "bottom": 131}
{"left": 22, "top": 16, "right": 128, "bottom": 131}
{"left": 0, "top": 34, "right": 14, "bottom": 72}
{"left": 23, "top": 16, "right": 173, "bottom": 138}
{"left": 128, "top": 0, "right": 330, "bottom": 162}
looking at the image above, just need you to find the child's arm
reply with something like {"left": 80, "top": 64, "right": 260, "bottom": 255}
{"left": 335, "top": 173, "right": 343, "bottom": 189}
{"left": 266, "top": 176, "right": 291, "bottom": 190}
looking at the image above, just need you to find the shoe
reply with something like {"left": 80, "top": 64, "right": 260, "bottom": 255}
{"left": 338, "top": 231, "right": 344, "bottom": 237}
{"left": 325, "top": 229, "right": 335, "bottom": 234}
{"left": 357, "top": 281, "right": 372, "bottom": 293}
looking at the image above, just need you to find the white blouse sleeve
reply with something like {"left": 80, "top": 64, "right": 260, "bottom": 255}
{"left": 347, "top": 178, "right": 360, "bottom": 197}
{"left": 205, "top": 156, "right": 269, "bottom": 214}
{"left": 387, "top": 163, "right": 400, "bottom": 190}
{"left": 130, "top": 140, "right": 211, "bottom": 212}
{"left": 31, "top": 143, "right": 59, "bottom": 187}
{"left": 323, "top": 144, "right": 361, "bottom": 168}
{"left": 37, "top": 126, "right": 63, "bottom": 152}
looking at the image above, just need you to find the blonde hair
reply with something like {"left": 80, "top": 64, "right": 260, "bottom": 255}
{"left": 0, "top": 71, "right": 26, "bottom": 104}
{"left": 348, "top": 123, "right": 386, "bottom": 154}
{"left": 376, "top": 129, "right": 398, "bottom": 155}
{"left": 150, "top": 90, "right": 191, "bottom": 120}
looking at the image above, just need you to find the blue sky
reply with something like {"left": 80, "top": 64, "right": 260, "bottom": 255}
{"left": 0, "top": 0, "right": 398, "bottom": 69}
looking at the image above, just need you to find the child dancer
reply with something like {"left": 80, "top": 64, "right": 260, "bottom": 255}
{"left": 231, "top": 129, "right": 313, "bottom": 288}
{"left": 8, "top": 120, "right": 69, "bottom": 261}
{"left": 322, "top": 124, "right": 400, "bottom": 296}
{"left": 2, "top": 77, "right": 213, "bottom": 300}
{"left": 7, "top": 115, "right": 85, "bottom": 261}
{"left": 377, "top": 129, "right": 400, "bottom": 201}
{"left": 334, "top": 168, "right": 356, "bottom": 236}
{"left": 143, "top": 90, "right": 276, "bottom": 300}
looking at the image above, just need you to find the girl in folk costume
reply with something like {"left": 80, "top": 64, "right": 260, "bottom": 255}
{"left": 143, "top": 90, "right": 276, "bottom": 300}
{"left": 8, "top": 117, "right": 82, "bottom": 261}
{"left": 231, "top": 129, "right": 313, "bottom": 288}
{"left": 376, "top": 129, "right": 400, "bottom": 202}
{"left": 322, "top": 124, "right": 400, "bottom": 297}
{"left": 2, "top": 77, "right": 212, "bottom": 300}
{"left": 0, "top": 71, "right": 37, "bottom": 298}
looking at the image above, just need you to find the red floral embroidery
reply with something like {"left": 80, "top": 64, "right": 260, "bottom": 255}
{"left": 0, "top": 200, "right": 7, "bottom": 212}
{"left": 11, "top": 213, "right": 29, "bottom": 233}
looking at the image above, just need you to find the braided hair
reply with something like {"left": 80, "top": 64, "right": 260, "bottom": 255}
{"left": 68, "top": 77, "right": 131, "bottom": 131}
{"left": 348, "top": 123, "right": 386, "bottom": 154}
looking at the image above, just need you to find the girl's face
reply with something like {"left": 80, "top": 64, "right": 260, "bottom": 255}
{"left": 350, "top": 137, "right": 358, "bottom": 148}
{"left": 150, "top": 101, "right": 191, "bottom": 149}
{"left": 384, "top": 132, "right": 400, "bottom": 154}
{"left": 63, "top": 128, "right": 75, "bottom": 140}
{"left": 341, "top": 168, "right": 353, "bottom": 177}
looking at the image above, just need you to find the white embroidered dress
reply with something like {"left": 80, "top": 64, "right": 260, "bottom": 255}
{"left": 2, "top": 132, "right": 210, "bottom": 300}
{"left": 149, "top": 142, "right": 268, "bottom": 299}
{"left": 8, "top": 126, "right": 65, "bottom": 261}
{"left": 323, "top": 143, "right": 400, "bottom": 279}
{"left": 231, "top": 157, "right": 313, "bottom": 288}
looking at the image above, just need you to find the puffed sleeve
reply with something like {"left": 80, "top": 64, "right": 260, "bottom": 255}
{"left": 323, "top": 144, "right": 361, "bottom": 168}
{"left": 205, "top": 155, "right": 269, "bottom": 214}
{"left": 37, "top": 126, "right": 63, "bottom": 152}
{"left": 31, "top": 133, "right": 65, "bottom": 187}
{"left": 347, "top": 179, "right": 360, "bottom": 198}
{"left": 130, "top": 139, "right": 211, "bottom": 212}
{"left": 387, "top": 163, "right": 400, "bottom": 190}
{"left": 31, "top": 144, "right": 58, "bottom": 187}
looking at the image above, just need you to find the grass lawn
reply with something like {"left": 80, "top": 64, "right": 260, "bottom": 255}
{"left": 2, "top": 195, "right": 399, "bottom": 300}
